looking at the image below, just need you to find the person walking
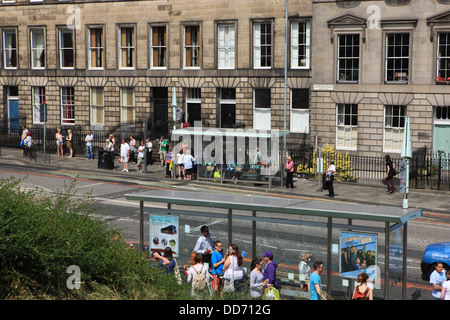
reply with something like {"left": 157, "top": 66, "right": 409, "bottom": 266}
{"left": 211, "top": 240, "right": 226, "bottom": 292}
{"left": 56, "top": 128, "right": 64, "bottom": 157}
{"left": 66, "top": 129, "right": 73, "bottom": 158}
{"left": 384, "top": 154, "right": 397, "bottom": 194}
{"left": 85, "top": 130, "right": 94, "bottom": 160}
{"left": 193, "top": 225, "right": 214, "bottom": 267}
{"left": 262, "top": 251, "right": 278, "bottom": 289}
{"left": 310, "top": 261, "right": 326, "bottom": 300}
{"left": 285, "top": 156, "right": 294, "bottom": 189}
{"left": 23, "top": 131, "right": 33, "bottom": 158}
{"left": 159, "top": 136, "right": 168, "bottom": 167}
{"left": 129, "top": 135, "right": 137, "bottom": 164}
{"left": 146, "top": 138, "right": 153, "bottom": 166}
{"left": 250, "top": 257, "right": 269, "bottom": 299}
{"left": 352, "top": 273, "right": 373, "bottom": 300}
{"left": 325, "top": 160, "right": 336, "bottom": 197}
{"left": 222, "top": 244, "right": 244, "bottom": 292}
{"left": 21, "top": 125, "right": 28, "bottom": 153}
{"left": 120, "top": 138, "right": 130, "bottom": 172}
{"left": 430, "top": 262, "right": 447, "bottom": 300}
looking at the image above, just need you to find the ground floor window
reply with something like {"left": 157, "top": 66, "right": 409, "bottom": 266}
{"left": 120, "top": 87, "right": 135, "bottom": 123}
{"left": 384, "top": 105, "right": 406, "bottom": 152}
{"left": 90, "top": 87, "right": 104, "bottom": 125}
{"left": 61, "top": 87, "right": 75, "bottom": 124}
{"left": 337, "top": 103, "right": 358, "bottom": 150}
{"left": 32, "top": 86, "right": 46, "bottom": 124}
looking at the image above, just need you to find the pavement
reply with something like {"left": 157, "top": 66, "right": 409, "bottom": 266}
{"left": 0, "top": 147, "right": 449, "bottom": 214}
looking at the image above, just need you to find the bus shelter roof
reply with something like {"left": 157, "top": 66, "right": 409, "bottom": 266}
{"left": 125, "top": 189, "right": 422, "bottom": 225}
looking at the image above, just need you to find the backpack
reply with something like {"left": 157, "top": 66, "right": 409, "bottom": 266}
{"left": 193, "top": 265, "right": 207, "bottom": 291}
{"left": 352, "top": 286, "right": 370, "bottom": 300}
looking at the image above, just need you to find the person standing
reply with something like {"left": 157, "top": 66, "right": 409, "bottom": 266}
{"left": 159, "top": 136, "right": 168, "bottom": 167}
{"left": 187, "top": 253, "right": 210, "bottom": 296}
{"left": 262, "top": 251, "right": 278, "bottom": 289}
{"left": 285, "top": 156, "right": 294, "bottom": 189}
{"left": 211, "top": 240, "right": 226, "bottom": 292}
{"left": 165, "top": 146, "right": 174, "bottom": 178}
{"left": 250, "top": 257, "right": 269, "bottom": 299}
{"left": 440, "top": 273, "right": 450, "bottom": 300}
{"left": 120, "top": 138, "right": 130, "bottom": 172}
{"left": 352, "top": 273, "right": 373, "bottom": 300}
{"left": 384, "top": 154, "right": 396, "bottom": 194}
{"left": 310, "top": 261, "right": 326, "bottom": 300}
{"left": 56, "top": 128, "right": 64, "bottom": 157}
{"left": 176, "top": 149, "right": 185, "bottom": 179}
{"left": 222, "top": 244, "right": 244, "bottom": 292}
{"left": 430, "top": 262, "right": 447, "bottom": 300}
{"left": 298, "top": 252, "right": 312, "bottom": 290}
{"left": 85, "top": 130, "right": 94, "bottom": 160}
{"left": 137, "top": 140, "right": 146, "bottom": 173}
{"left": 325, "top": 160, "right": 336, "bottom": 197}
{"left": 66, "top": 129, "right": 73, "bottom": 158}
{"left": 146, "top": 138, "right": 153, "bottom": 165}
{"left": 194, "top": 225, "right": 214, "bottom": 266}
{"left": 182, "top": 149, "right": 196, "bottom": 180}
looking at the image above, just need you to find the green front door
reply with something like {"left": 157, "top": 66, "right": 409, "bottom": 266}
{"left": 434, "top": 124, "right": 450, "bottom": 154}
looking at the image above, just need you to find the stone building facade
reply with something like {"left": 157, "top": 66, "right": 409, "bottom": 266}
{"left": 311, "top": 0, "right": 450, "bottom": 156}
{"left": 0, "top": 0, "right": 313, "bottom": 146}
{"left": 1, "top": 0, "right": 449, "bottom": 157}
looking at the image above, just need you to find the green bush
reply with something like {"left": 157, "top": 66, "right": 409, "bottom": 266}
{"left": 0, "top": 177, "right": 193, "bottom": 300}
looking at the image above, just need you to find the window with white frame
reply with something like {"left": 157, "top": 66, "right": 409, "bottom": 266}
{"left": 119, "top": 27, "right": 135, "bottom": 69}
{"left": 218, "top": 24, "right": 235, "bottom": 69}
{"left": 151, "top": 26, "right": 167, "bottom": 69}
{"left": 32, "top": 87, "right": 45, "bottom": 124}
{"left": 291, "top": 21, "right": 310, "bottom": 69}
{"left": 254, "top": 22, "right": 272, "bottom": 69}
{"left": 384, "top": 105, "right": 406, "bottom": 152}
{"left": 290, "top": 89, "right": 309, "bottom": 133}
{"left": 90, "top": 87, "right": 104, "bottom": 125}
{"left": 184, "top": 26, "right": 200, "bottom": 68}
{"left": 60, "top": 29, "right": 74, "bottom": 68}
{"left": 337, "top": 34, "right": 360, "bottom": 82}
{"left": 120, "top": 87, "right": 135, "bottom": 123}
{"left": 3, "top": 29, "right": 17, "bottom": 69}
{"left": 61, "top": 87, "right": 75, "bottom": 124}
{"left": 30, "top": 28, "right": 45, "bottom": 69}
{"left": 89, "top": 28, "right": 104, "bottom": 69}
{"left": 385, "top": 33, "right": 409, "bottom": 82}
{"left": 253, "top": 88, "right": 271, "bottom": 129}
{"left": 337, "top": 103, "right": 358, "bottom": 150}
{"left": 436, "top": 32, "right": 450, "bottom": 83}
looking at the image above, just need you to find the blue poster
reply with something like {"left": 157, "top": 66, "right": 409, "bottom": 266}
{"left": 340, "top": 231, "right": 377, "bottom": 279}
{"left": 150, "top": 215, "right": 179, "bottom": 257}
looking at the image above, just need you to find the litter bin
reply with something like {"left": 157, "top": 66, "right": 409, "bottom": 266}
{"left": 98, "top": 150, "right": 114, "bottom": 170}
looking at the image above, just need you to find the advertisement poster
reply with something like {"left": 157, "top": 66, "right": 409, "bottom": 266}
{"left": 150, "top": 215, "right": 179, "bottom": 257}
{"left": 340, "top": 231, "right": 377, "bottom": 279}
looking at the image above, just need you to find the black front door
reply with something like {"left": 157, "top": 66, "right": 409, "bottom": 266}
{"left": 153, "top": 87, "right": 168, "bottom": 138}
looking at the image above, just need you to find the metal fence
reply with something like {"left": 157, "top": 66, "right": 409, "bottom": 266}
{"left": 289, "top": 147, "right": 450, "bottom": 191}
{"left": 0, "top": 118, "right": 149, "bottom": 157}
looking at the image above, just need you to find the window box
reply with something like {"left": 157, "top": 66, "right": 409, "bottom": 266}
{"left": 435, "top": 77, "right": 450, "bottom": 85}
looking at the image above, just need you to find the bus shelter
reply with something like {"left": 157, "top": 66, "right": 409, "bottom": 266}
{"left": 170, "top": 127, "right": 290, "bottom": 188}
{"left": 125, "top": 189, "right": 423, "bottom": 300}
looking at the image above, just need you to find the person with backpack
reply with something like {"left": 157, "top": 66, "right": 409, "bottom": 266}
{"left": 352, "top": 273, "right": 373, "bottom": 300}
{"left": 187, "top": 253, "right": 210, "bottom": 296}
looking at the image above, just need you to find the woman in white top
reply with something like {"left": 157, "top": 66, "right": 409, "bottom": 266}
{"left": 222, "top": 244, "right": 244, "bottom": 292}
{"left": 187, "top": 253, "right": 210, "bottom": 296}
{"left": 56, "top": 128, "right": 64, "bottom": 157}
{"left": 176, "top": 149, "right": 185, "bottom": 179}
{"left": 250, "top": 258, "right": 268, "bottom": 298}
{"left": 440, "top": 273, "right": 450, "bottom": 300}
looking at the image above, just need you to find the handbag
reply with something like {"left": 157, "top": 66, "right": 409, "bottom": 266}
{"left": 264, "top": 287, "right": 280, "bottom": 300}
{"left": 174, "top": 259, "right": 182, "bottom": 285}
{"left": 20, "top": 140, "right": 24, "bottom": 147}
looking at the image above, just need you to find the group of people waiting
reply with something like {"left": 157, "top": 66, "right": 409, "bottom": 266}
{"left": 149, "top": 225, "right": 279, "bottom": 299}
